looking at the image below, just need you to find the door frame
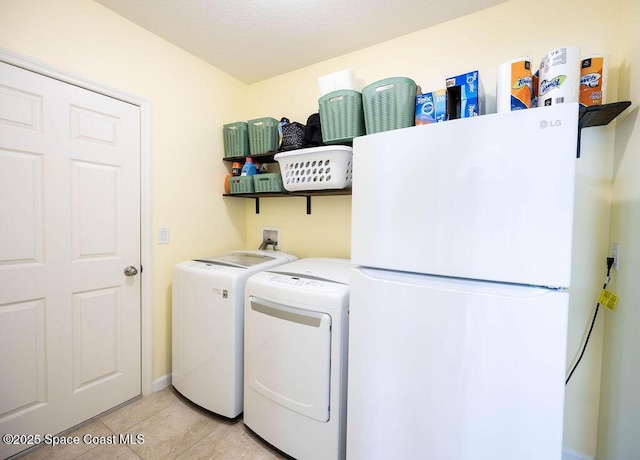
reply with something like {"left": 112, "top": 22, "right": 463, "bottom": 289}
{"left": 0, "top": 47, "right": 154, "bottom": 397}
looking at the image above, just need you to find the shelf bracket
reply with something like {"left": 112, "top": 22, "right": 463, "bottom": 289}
{"left": 223, "top": 190, "right": 351, "bottom": 215}
{"left": 577, "top": 129, "right": 582, "bottom": 159}
{"left": 577, "top": 101, "right": 631, "bottom": 158}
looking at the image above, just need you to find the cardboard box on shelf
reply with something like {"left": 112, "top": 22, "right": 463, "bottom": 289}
{"left": 415, "top": 89, "right": 447, "bottom": 125}
{"left": 446, "top": 70, "right": 485, "bottom": 119}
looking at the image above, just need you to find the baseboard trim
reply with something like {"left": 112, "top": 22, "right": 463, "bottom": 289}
{"left": 563, "top": 448, "right": 594, "bottom": 460}
{"left": 152, "top": 374, "right": 172, "bottom": 393}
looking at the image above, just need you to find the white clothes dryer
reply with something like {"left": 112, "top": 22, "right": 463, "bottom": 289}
{"left": 172, "top": 250, "right": 297, "bottom": 418}
{"left": 244, "top": 258, "right": 355, "bottom": 460}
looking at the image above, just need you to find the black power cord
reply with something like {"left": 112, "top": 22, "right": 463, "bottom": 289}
{"left": 565, "top": 256, "right": 615, "bottom": 385}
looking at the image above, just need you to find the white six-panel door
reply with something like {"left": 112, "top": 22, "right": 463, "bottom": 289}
{"left": 0, "top": 61, "right": 141, "bottom": 458}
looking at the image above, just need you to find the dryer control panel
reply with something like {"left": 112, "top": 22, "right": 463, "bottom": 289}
{"left": 267, "top": 274, "right": 326, "bottom": 288}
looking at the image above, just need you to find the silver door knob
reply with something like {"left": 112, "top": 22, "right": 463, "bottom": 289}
{"left": 124, "top": 266, "right": 139, "bottom": 277}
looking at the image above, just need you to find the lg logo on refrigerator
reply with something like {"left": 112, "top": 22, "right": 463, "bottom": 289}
{"left": 539, "top": 119, "right": 562, "bottom": 129}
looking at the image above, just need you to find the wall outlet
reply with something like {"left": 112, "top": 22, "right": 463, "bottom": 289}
{"left": 611, "top": 242, "right": 619, "bottom": 270}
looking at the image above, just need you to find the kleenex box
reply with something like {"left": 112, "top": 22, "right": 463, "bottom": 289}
{"left": 445, "top": 70, "right": 484, "bottom": 119}
{"left": 415, "top": 89, "right": 447, "bottom": 125}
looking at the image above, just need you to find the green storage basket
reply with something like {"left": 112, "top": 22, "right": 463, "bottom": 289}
{"left": 229, "top": 176, "right": 254, "bottom": 194}
{"left": 318, "top": 90, "right": 365, "bottom": 144}
{"left": 253, "top": 173, "right": 284, "bottom": 193}
{"left": 362, "top": 77, "right": 417, "bottom": 134}
{"left": 248, "top": 117, "right": 279, "bottom": 156}
{"left": 223, "top": 121, "right": 249, "bottom": 158}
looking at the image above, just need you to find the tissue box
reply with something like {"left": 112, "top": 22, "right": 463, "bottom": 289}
{"left": 415, "top": 89, "right": 447, "bottom": 125}
{"left": 445, "top": 70, "right": 485, "bottom": 119}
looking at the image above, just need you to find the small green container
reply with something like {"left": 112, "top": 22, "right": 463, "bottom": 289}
{"left": 253, "top": 173, "right": 284, "bottom": 193}
{"left": 223, "top": 121, "right": 249, "bottom": 158}
{"left": 362, "top": 77, "right": 417, "bottom": 134}
{"left": 229, "top": 176, "right": 254, "bottom": 194}
{"left": 319, "top": 89, "right": 365, "bottom": 144}
{"left": 248, "top": 117, "right": 279, "bottom": 156}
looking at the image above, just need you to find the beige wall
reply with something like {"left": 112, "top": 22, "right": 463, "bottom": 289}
{"left": 245, "top": 0, "right": 627, "bottom": 457}
{"left": 1, "top": 0, "right": 637, "bottom": 457}
{"left": 0, "top": 0, "right": 248, "bottom": 381}
{"left": 597, "top": 0, "right": 640, "bottom": 458}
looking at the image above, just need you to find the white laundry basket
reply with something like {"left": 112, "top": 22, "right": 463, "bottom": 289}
{"left": 274, "top": 145, "right": 353, "bottom": 191}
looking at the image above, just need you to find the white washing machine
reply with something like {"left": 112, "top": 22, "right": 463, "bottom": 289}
{"left": 244, "top": 258, "right": 355, "bottom": 460}
{"left": 172, "top": 250, "right": 297, "bottom": 418}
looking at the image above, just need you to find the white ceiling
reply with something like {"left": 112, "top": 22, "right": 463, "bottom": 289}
{"left": 95, "top": 0, "right": 508, "bottom": 84}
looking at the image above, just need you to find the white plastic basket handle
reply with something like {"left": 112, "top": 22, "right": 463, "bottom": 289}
{"left": 253, "top": 121, "right": 264, "bottom": 126}
{"left": 376, "top": 83, "right": 395, "bottom": 92}
{"left": 329, "top": 95, "right": 345, "bottom": 103}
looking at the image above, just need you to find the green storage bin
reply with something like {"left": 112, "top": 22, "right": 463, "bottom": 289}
{"left": 362, "top": 77, "right": 417, "bottom": 134}
{"left": 318, "top": 90, "right": 365, "bottom": 144}
{"left": 229, "top": 176, "right": 254, "bottom": 194}
{"left": 253, "top": 173, "right": 284, "bottom": 193}
{"left": 223, "top": 121, "right": 249, "bottom": 158}
{"left": 248, "top": 117, "right": 279, "bottom": 156}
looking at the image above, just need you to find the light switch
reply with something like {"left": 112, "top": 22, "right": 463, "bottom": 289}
{"left": 158, "top": 227, "right": 170, "bottom": 244}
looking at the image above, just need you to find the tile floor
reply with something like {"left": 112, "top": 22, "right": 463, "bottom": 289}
{"left": 16, "top": 387, "right": 290, "bottom": 460}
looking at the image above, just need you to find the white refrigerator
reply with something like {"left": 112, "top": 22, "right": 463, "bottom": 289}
{"left": 347, "top": 103, "right": 579, "bottom": 460}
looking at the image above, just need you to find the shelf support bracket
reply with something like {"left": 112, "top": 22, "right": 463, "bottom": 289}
{"left": 306, "top": 196, "right": 311, "bottom": 215}
{"left": 577, "top": 129, "right": 582, "bottom": 159}
{"left": 577, "top": 101, "right": 631, "bottom": 158}
{"left": 254, "top": 197, "right": 260, "bottom": 214}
